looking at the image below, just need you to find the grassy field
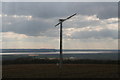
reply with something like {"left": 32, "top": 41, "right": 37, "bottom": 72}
{"left": 2, "top": 64, "right": 119, "bottom": 78}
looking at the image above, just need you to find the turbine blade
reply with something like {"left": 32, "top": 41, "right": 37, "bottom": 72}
{"left": 55, "top": 22, "right": 60, "bottom": 27}
{"left": 55, "top": 13, "right": 77, "bottom": 27}
{"left": 66, "top": 13, "right": 77, "bottom": 20}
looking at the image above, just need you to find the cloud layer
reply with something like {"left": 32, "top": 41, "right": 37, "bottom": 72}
{"left": 2, "top": 2, "right": 118, "bottom": 19}
{"left": 1, "top": 2, "right": 118, "bottom": 49}
{"left": 2, "top": 14, "right": 118, "bottom": 39}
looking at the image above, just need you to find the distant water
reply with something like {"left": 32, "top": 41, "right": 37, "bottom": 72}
{"left": 1, "top": 50, "right": 119, "bottom": 61}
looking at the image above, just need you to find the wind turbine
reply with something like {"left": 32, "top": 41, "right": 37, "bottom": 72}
{"left": 55, "top": 13, "right": 77, "bottom": 69}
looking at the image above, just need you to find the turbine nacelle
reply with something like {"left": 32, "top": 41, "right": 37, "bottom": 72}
{"left": 59, "top": 19, "right": 65, "bottom": 22}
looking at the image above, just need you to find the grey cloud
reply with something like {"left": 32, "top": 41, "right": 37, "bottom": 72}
{"left": 71, "top": 29, "right": 118, "bottom": 39}
{"left": 2, "top": 2, "right": 118, "bottom": 19}
{"left": 3, "top": 20, "right": 53, "bottom": 36}
{"left": 64, "top": 20, "right": 101, "bottom": 28}
{"left": 41, "top": 29, "right": 59, "bottom": 37}
{"left": 2, "top": 2, "right": 118, "bottom": 39}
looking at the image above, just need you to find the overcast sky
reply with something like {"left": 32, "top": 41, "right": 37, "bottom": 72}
{"left": 1, "top": 2, "right": 118, "bottom": 49}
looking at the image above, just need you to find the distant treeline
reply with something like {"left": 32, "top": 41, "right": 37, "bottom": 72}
{"left": 2, "top": 57, "right": 120, "bottom": 65}
{"left": 2, "top": 49, "right": 57, "bottom": 53}
{"left": 1, "top": 49, "right": 119, "bottom": 53}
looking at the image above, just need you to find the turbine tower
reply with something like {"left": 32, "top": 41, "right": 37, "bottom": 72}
{"left": 55, "top": 13, "right": 77, "bottom": 69}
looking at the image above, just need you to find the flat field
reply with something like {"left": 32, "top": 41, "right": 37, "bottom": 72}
{"left": 2, "top": 64, "right": 119, "bottom": 78}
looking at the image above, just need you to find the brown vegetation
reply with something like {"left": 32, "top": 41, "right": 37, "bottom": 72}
{"left": 2, "top": 64, "right": 119, "bottom": 78}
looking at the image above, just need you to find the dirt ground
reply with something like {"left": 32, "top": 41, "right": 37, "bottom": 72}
{"left": 2, "top": 64, "right": 119, "bottom": 78}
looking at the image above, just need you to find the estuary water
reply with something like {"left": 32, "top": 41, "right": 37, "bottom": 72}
{"left": 1, "top": 50, "right": 119, "bottom": 61}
